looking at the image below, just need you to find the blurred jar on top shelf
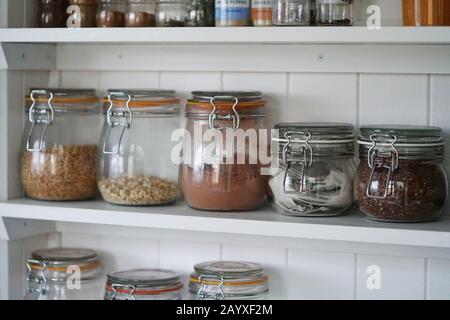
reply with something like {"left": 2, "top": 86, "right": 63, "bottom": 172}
{"left": 272, "top": 0, "right": 311, "bottom": 26}
{"left": 403, "top": 0, "right": 450, "bottom": 26}
{"left": 157, "top": 0, "right": 191, "bottom": 26}
{"left": 188, "top": 0, "right": 215, "bottom": 26}
{"left": 215, "top": 0, "right": 251, "bottom": 26}
{"left": 251, "top": 0, "right": 273, "bottom": 26}
{"left": 126, "top": 0, "right": 157, "bottom": 27}
{"left": 97, "top": 0, "right": 127, "bottom": 27}
{"left": 315, "top": 0, "right": 353, "bottom": 26}
{"left": 68, "top": 0, "right": 98, "bottom": 27}
{"left": 37, "top": 0, "right": 68, "bottom": 28}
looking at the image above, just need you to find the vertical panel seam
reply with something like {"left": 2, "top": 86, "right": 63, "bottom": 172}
{"left": 287, "top": 73, "right": 291, "bottom": 120}
{"left": 356, "top": 74, "right": 361, "bottom": 126}
{"left": 424, "top": 258, "right": 429, "bottom": 300}
{"left": 427, "top": 75, "right": 432, "bottom": 126}
{"left": 354, "top": 253, "right": 358, "bottom": 300}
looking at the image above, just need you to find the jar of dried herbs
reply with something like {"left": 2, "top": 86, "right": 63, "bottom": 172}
{"left": 156, "top": 0, "right": 191, "bottom": 27}
{"left": 188, "top": 0, "right": 215, "bottom": 26}
{"left": 356, "top": 125, "right": 448, "bottom": 223}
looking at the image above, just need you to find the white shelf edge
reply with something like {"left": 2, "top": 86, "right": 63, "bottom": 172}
{"left": 0, "top": 27, "right": 450, "bottom": 44}
{"left": 1, "top": 199, "right": 449, "bottom": 248}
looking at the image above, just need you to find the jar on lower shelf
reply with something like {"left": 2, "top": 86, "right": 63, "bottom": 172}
{"left": 315, "top": 0, "right": 353, "bottom": 26}
{"left": 37, "top": 0, "right": 68, "bottom": 28}
{"left": 24, "top": 248, "right": 103, "bottom": 300}
{"left": 269, "top": 123, "right": 356, "bottom": 217}
{"left": 272, "top": 0, "right": 311, "bottom": 26}
{"left": 126, "top": 0, "right": 157, "bottom": 27}
{"left": 104, "top": 269, "right": 183, "bottom": 300}
{"left": 189, "top": 261, "right": 269, "bottom": 300}
{"left": 97, "top": 0, "right": 127, "bottom": 27}
{"left": 356, "top": 125, "right": 448, "bottom": 222}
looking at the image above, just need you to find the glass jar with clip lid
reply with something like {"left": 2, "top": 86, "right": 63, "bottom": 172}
{"left": 189, "top": 261, "right": 269, "bottom": 300}
{"left": 269, "top": 123, "right": 356, "bottom": 217}
{"left": 104, "top": 269, "right": 183, "bottom": 300}
{"left": 356, "top": 125, "right": 448, "bottom": 222}
{"left": 24, "top": 248, "right": 103, "bottom": 300}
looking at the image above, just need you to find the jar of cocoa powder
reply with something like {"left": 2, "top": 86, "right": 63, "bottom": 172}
{"left": 126, "top": 0, "right": 156, "bottom": 27}
{"left": 356, "top": 125, "right": 448, "bottom": 222}
{"left": 181, "top": 91, "right": 268, "bottom": 211}
{"left": 97, "top": 0, "right": 127, "bottom": 27}
{"left": 37, "top": 0, "right": 68, "bottom": 28}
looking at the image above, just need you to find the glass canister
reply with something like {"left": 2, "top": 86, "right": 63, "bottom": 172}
{"left": 269, "top": 123, "right": 356, "bottom": 217}
{"left": 126, "top": 0, "right": 157, "bottom": 27}
{"left": 251, "top": 0, "right": 273, "bottom": 26}
{"left": 24, "top": 248, "right": 103, "bottom": 300}
{"left": 272, "top": 0, "right": 311, "bottom": 25}
{"left": 97, "top": 0, "right": 127, "bottom": 27}
{"left": 104, "top": 269, "right": 183, "bottom": 300}
{"left": 68, "top": 0, "right": 98, "bottom": 27}
{"left": 356, "top": 125, "right": 448, "bottom": 222}
{"left": 403, "top": 0, "right": 450, "bottom": 26}
{"left": 98, "top": 90, "right": 180, "bottom": 206}
{"left": 156, "top": 0, "right": 191, "bottom": 26}
{"left": 188, "top": 0, "right": 215, "bottom": 26}
{"left": 37, "top": 0, "right": 68, "bottom": 28}
{"left": 180, "top": 91, "right": 268, "bottom": 211}
{"left": 215, "top": 0, "right": 251, "bottom": 26}
{"left": 189, "top": 261, "right": 269, "bottom": 300}
{"left": 315, "top": 0, "right": 353, "bottom": 26}
{"left": 21, "top": 89, "right": 101, "bottom": 201}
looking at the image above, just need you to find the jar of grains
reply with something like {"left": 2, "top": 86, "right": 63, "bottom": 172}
{"left": 104, "top": 269, "right": 183, "bottom": 300}
{"left": 68, "top": 0, "right": 98, "bottom": 27}
{"left": 37, "top": 0, "right": 68, "bottom": 28}
{"left": 272, "top": 0, "right": 311, "bottom": 25}
{"left": 356, "top": 125, "right": 448, "bottom": 222}
{"left": 189, "top": 261, "right": 269, "bottom": 300}
{"left": 180, "top": 91, "right": 268, "bottom": 211}
{"left": 21, "top": 89, "right": 101, "bottom": 201}
{"left": 269, "top": 123, "right": 356, "bottom": 217}
{"left": 97, "top": 0, "right": 127, "bottom": 27}
{"left": 315, "top": 0, "right": 353, "bottom": 26}
{"left": 24, "top": 248, "right": 103, "bottom": 300}
{"left": 156, "top": 0, "right": 191, "bottom": 27}
{"left": 98, "top": 90, "right": 180, "bottom": 206}
{"left": 126, "top": 0, "right": 157, "bottom": 27}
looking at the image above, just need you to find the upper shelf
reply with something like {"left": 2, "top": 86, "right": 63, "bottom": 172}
{"left": 1, "top": 27, "right": 450, "bottom": 44}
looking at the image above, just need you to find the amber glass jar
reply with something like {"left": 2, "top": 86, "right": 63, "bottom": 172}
{"left": 403, "top": 0, "right": 450, "bottom": 26}
{"left": 97, "top": 0, "right": 127, "bottom": 27}
{"left": 68, "top": 0, "right": 98, "bottom": 27}
{"left": 180, "top": 92, "right": 268, "bottom": 211}
{"left": 37, "top": 0, "right": 68, "bottom": 28}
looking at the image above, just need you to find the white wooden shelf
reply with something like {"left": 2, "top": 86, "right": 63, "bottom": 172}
{"left": 0, "top": 27, "right": 450, "bottom": 44}
{"left": 1, "top": 198, "right": 450, "bottom": 248}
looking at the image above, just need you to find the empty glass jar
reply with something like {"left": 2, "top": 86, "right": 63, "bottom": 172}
{"left": 126, "top": 0, "right": 157, "bottom": 27}
{"left": 98, "top": 90, "right": 180, "bottom": 206}
{"left": 315, "top": 0, "right": 353, "bottom": 26}
{"left": 356, "top": 125, "right": 448, "bottom": 222}
{"left": 269, "top": 123, "right": 356, "bottom": 217}
{"left": 24, "top": 248, "right": 103, "bottom": 300}
{"left": 272, "top": 0, "right": 311, "bottom": 25}
{"left": 157, "top": 0, "right": 190, "bottom": 26}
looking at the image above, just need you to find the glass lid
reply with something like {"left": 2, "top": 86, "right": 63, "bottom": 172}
{"left": 193, "top": 261, "right": 265, "bottom": 278}
{"left": 358, "top": 125, "right": 443, "bottom": 144}
{"left": 107, "top": 269, "right": 181, "bottom": 287}
{"left": 31, "top": 248, "right": 98, "bottom": 262}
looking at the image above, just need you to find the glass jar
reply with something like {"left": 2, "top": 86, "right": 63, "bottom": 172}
{"left": 21, "top": 89, "right": 101, "bottom": 201}
{"left": 126, "top": 0, "right": 157, "bottom": 27}
{"left": 215, "top": 0, "right": 251, "bottom": 26}
{"left": 37, "top": 0, "right": 68, "bottom": 28}
{"left": 272, "top": 0, "right": 311, "bottom": 25}
{"left": 24, "top": 248, "right": 103, "bottom": 300}
{"left": 188, "top": 0, "right": 215, "bottom": 26}
{"left": 403, "top": 0, "right": 450, "bottom": 26}
{"left": 269, "top": 123, "right": 356, "bottom": 217}
{"left": 97, "top": 0, "right": 127, "bottom": 27}
{"left": 356, "top": 125, "right": 448, "bottom": 223}
{"left": 315, "top": 0, "right": 352, "bottom": 26}
{"left": 189, "top": 261, "right": 269, "bottom": 300}
{"left": 98, "top": 90, "right": 180, "bottom": 206}
{"left": 68, "top": 0, "right": 98, "bottom": 27}
{"left": 180, "top": 91, "right": 268, "bottom": 211}
{"left": 251, "top": 0, "right": 272, "bottom": 26}
{"left": 156, "top": 0, "right": 190, "bottom": 26}
{"left": 104, "top": 269, "right": 183, "bottom": 300}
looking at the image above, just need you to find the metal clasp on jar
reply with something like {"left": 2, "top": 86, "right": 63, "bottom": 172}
{"left": 197, "top": 274, "right": 225, "bottom": 300}
{"left": 282, "top": 131, "right": 313, "bottom": 194}
{"left": 111, "top": 283, "right": 136, "bottom": 300}
{"left": 26, "top": 259, "right": 48, "bottom": 299}
{"left": 26, "top": 90, "right": 55, "bottom": 152}
{"left": 208, "top": 96, "right": 240, "bottom": 131}
{"left": 366, "top": 134, "right": 399, "bottom": 199}
{"left": 102, "top": 92, "right": 133, "bottom": 155}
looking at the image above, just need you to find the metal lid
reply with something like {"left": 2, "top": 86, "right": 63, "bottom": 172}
{"left": 191, "top": 91, "right": 263, "bottom": 101}
{"left": 107, "top": 269, "right": 181, "bottom": 287}
{"left": 31, "top": 248, "right": 98, "bottom": 262}
{"left": 359, "top": 125, "right": 444, "bottom": 145}
{"left": 274, "top": 122, "right": 355, "bottom": 141}
{"left": 193, "top": 261, "right": 265, "bottom": 278}
{"left": 105, "top": 89, "right": 180, "bottom": 109}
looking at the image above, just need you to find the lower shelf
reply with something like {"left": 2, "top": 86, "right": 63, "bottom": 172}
{"left": 1, "top": 198, "right": 449, "bottom": 248}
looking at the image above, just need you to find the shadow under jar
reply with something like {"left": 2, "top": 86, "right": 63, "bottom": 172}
{"left": 269, "top": 123, "right": 356, "bottom": 217}
{"left": 21, "top": 89, "right": 101, "bottom": 201}
{"left": 356, "top": 125, "right": 448, "bottom": 223}
{"left": 24, "top": 248, "right": 103, "bottom": 300}
{"left": 98, "top": 90, "right": 181, "bottom": 206}
{"left": 37, "top": 0, "right": 68, "bottom": 28}
{"left": 180, "top": 92, "right": 268, "bottom": 211}
{"left": 104, "top": 269, "right": 183, "bottom": 300}
{"left": 97, "top": 0, "right": 127, "bottom": 27}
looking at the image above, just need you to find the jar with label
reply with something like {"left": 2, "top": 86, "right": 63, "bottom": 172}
{"left": 251, "top": 0, "right": 272, "bottom": 26}
{"left": 21, "top": 89, "right": 101, "bottom": 201}
{"left": 269, "top": 123, "right": 356, "bottom": 217}
{"left": 24, "top": 248, "right": 103, "bottom": 300}
{"left": 216, "top": 0, "right": 251, "bottom": 26}
{"left": 97, "top": 0, "right": 127, "bottom": 27}
{"left": 98, "top": 90, "right": 180, "bottom": 206}
{"left": 315, "top": 0, "right": 353, "bottom": 26}
{"left": 356, "top": 125, "right": 448, "bottom": 222}
{"left": 188, "top": 0, "right": 215, "bottom": 26}
{"left": 272, "top": 0, "right": 311, "bottom": 25}
{"left": 105, "top": 269, "right": 183, "bottom": 300}
{"left": 189, "top": 261, "right": 269, "bottom": 300}
{"left": 157, "top": 0, "right": 191, "bottom": 26}
{"left": 37, "top": 0, "right": 68, "bottom": 28}
{"left": 180, "top": 91, "right": 268, "bottom": 211}
{"left": 126, "top": 0, "right": 157, "bottom": 27}
{"left": 403, "top": 0, "right": 450, "bottom": 26}
{"left": 68, "top": 0, "right": 98, "bottom": 27}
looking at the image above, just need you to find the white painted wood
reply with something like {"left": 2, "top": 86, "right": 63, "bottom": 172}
{"left": 160, "top": 71, "right": 222, "bottom": 100}
{"left": 0, "top": 240, "right": 8, "bottom": 299}
{"left": 98, "top": 71, "right": 159, "bottom": 91}
{"left": 356, "top": 254, "right": 425, "bottom": 300}
{"left": 1, "top": 218, "right": 55, "bottom": 240}
{"left": 427, "top": 259, "right": 450, "bottom": 300}
{"left": 353, "top": 0, "right": 403, "bottom": 27}
{"left": 0, "top": 43, "right": 56, "bottom": 70}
